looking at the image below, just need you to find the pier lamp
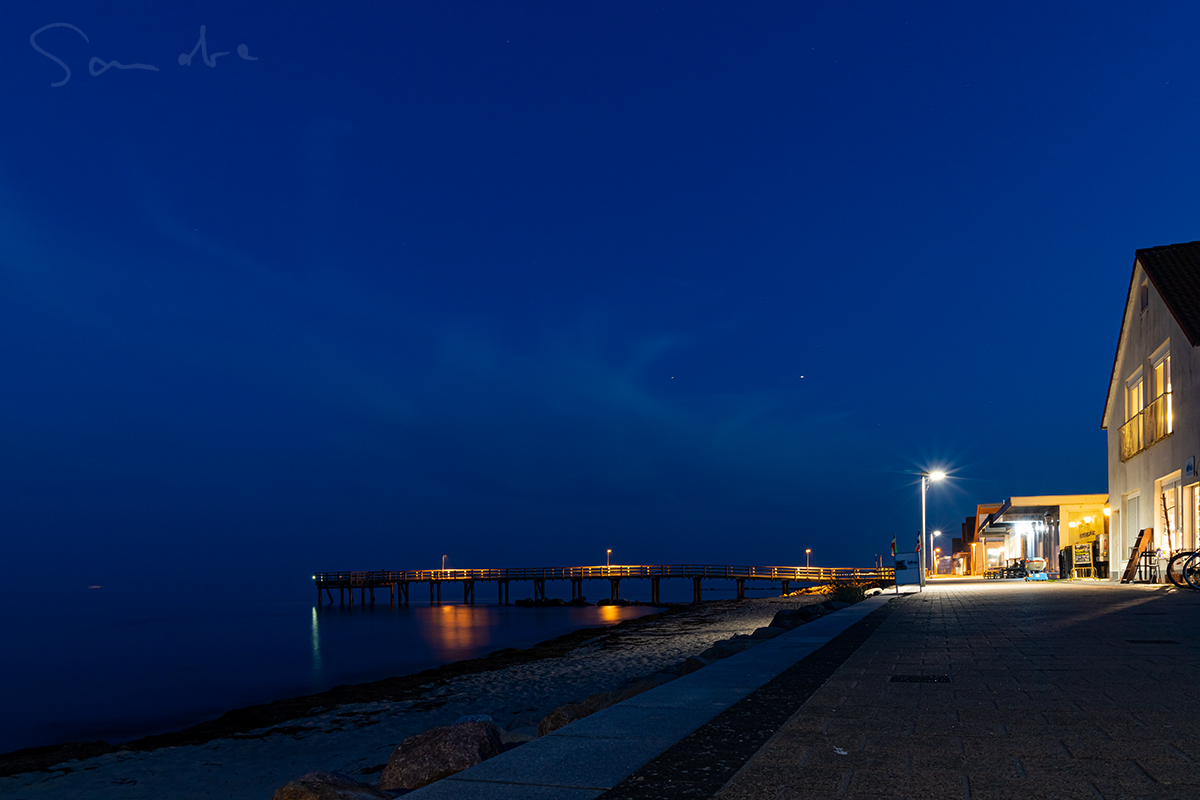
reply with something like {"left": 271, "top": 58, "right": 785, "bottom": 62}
{"left": 442, "top": 554, "right": 447, "bottom": 571}
{"left": 920, "top": 471, "right": 947, "bottom": 578}
{"left": 806, "top": 548, "right": 811, "bottom": 571}
{"left": 607, "top": 549, "right": 612, "bottom": 568}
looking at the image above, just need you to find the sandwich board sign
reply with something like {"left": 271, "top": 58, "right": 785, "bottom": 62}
{"left": 894, "top": 552, "right": 922, "bottom": 590}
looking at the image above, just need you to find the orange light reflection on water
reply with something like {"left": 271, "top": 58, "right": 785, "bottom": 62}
{"left": 416, "top": 605, "right": 495, "bottom": 660}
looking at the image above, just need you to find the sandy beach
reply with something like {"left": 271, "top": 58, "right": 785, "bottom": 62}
{"left": 0, "top": 595, "right": 828, "bottom": 800}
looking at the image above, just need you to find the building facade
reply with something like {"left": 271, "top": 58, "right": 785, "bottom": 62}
{"left": 1103, "top": 241, "right": 1200, "bottom": 579}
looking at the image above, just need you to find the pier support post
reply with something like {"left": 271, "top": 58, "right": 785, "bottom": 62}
{"left": 390, "top": 583, "right": 395, "bottom": 605}
{"left": 399, "top": 582, "right": 409, "bottom": 604}
{"left": 571, "top": 579, "right": 583, "bottom": 600}
{"left": 781, "top": 580, "right": 790, "bottom": 595}
{"left": 464, "top": 581, "right": 474, "bottom": 604}
{"left": 325, "top": 587, "right": 333, "bottom": 603}
{"left": 609, "top": 578, "right": 620, "bottom": 602}
{"left": 501, "top": 581, "right": 509, "bottom": 604}
{"left": 650, "top": 577, "right": 660, "bottom": 604}
{"left": 369, "top": 587, "right": 375, "bottom": 604}
{"left": 693, "top": 577, "right": 702, "bottom": 603}
{"left": 317, "top": 584, "right": 322, "bottom": 605}
{"left": 736, "top": 578, "right": 745, "bottom": 600}
{"left": 340, "top": 587, "right": 345, "bottom": 605}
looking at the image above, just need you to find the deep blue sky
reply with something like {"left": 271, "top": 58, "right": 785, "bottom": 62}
{"left": 5, "top": 1, "right": 1198, "bottom": 596}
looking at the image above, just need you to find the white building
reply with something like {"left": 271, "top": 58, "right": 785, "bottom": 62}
{"left": 1102, "top": 240, "right": 1200, "bottom": 580}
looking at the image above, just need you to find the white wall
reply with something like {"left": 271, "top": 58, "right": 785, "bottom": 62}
{"left": 1106, "top": 261, "right": 1200, "bottom": 578}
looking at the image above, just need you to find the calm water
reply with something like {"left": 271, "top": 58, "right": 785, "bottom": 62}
{"left": 0, "top": 587, "right": 665, "bottom": 755}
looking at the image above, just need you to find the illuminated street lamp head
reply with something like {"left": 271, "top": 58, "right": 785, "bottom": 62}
{"left": 932, "top": 530, "right": 942, "bottom": 537}
{"left": 929, "top": 471, "right": 946, "bottom": 482}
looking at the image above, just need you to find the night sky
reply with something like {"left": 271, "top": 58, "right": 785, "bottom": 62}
{"left": 6, "top": 1, "right": 1199, "bottom": 599}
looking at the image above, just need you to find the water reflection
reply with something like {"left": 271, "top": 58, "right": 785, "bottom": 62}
{"left": 311, "top": 606, "right": 323, "bottom": 683}
{"left": 416, "top": 605, "right": 495, "bottom": 660}
{"left": 597, "top": 604, "right": 625, "bottom": 623}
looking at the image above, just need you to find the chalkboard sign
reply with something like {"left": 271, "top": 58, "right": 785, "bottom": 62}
{"left": 1073, "top": 542, "right": 1093, "bottom": 566}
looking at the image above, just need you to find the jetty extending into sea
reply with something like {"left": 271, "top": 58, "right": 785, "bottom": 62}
{"left": 312, "top": 564, "right": 895, "bottom": 605}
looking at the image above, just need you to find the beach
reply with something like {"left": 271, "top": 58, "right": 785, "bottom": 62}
{"left": 0, "top": 595, "right": 827, "bottom": 800}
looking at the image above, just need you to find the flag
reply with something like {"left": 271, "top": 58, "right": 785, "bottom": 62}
{"left": 890, "top": 536, "right": 896, "bottom": 556}
{"left": 915, "top": 535, "right": 922, "bottom": 552}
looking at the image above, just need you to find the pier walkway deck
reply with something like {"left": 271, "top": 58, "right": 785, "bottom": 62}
{"left": 312, "top": 564, "right": 895, "bottom": 605}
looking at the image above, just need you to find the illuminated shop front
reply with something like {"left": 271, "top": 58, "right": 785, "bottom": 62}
{"left": 974, "top": 495, "right": 1109, "bottom": 578}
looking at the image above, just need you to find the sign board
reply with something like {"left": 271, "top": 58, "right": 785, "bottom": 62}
{"left": 1073, "top": 542, "right": 1093, "bottom": 566}
{"left": 894, "top": 552, "right": 922, "bottom": 586}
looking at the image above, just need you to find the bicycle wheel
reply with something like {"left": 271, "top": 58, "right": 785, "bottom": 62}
{"left": 1182, "top": 552, "right": 1200, "bottom": 590}
{"left": 1168, "top": 550, "right": 1195, "bottom": 587}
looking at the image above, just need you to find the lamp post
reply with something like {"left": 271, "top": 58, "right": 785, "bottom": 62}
{"left": 441, "top": 554, "right": 447, "bottom": 571}
{"left": 933, "top": 546, "right": 941, "bottom": 576}
{"left": 606, "top": 549, "right": 612, "bottom": 569}
{"left": 805, "top": 548, "right": 811, "bottom": 571}
{"left": 920, "top": 471, "right": 946, "bottom": 578}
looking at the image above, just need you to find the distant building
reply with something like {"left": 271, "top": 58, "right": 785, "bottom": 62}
{"left": 1102, "top": 241, "right": 1200, "bottom": 579}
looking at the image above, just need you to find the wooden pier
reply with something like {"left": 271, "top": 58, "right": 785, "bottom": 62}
{"left": 312, "top": 564, "right": 895, "bottom": 605}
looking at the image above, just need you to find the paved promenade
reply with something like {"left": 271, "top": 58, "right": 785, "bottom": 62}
{"left": 718, "top": 579, "right": 1200, "bottom": 800}
{"left": 414, "top": 579, "right": 1200, "bottom": 800}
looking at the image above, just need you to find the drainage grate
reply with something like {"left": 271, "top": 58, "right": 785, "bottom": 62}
{"left": 890, "top": 674, "right": 950, "bottom": 683}
{"left": 1127, "top": 639, "right": 1179, "bottom": 644}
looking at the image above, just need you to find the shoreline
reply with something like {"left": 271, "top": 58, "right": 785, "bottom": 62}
{"left": 0, "top": 594, "right": 832, "bottom": 799}
{"left": 0, "top": 602, "right": 681, "bottom": 778}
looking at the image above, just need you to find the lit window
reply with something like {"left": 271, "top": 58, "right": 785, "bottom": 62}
{"left": 1127, "top": 375, "right": 1143, "bottom": 422}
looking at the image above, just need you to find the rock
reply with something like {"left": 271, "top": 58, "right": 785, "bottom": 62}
{"left": 271, "top": 771, "right": 392, "bottom": 800}
{"left": 749, "top": 626, "right": 786, "bottom": 640}
{"left": 699, "top": 638, "right": 759, "bottom": 661}
{"left": 566, "top": 596, "right": 590, "bottom": 606}
{"left": 379, "top": 721, "right": 503, "bottom": 791}
{"left": 500, "top": 726, "right": 537, "bottom": 746}
{"left": 597, "top": 598, "right": 631, "bottom": 606}
{"left": 828, "top": 600, "right": 851, "bottom": 610}
{"left": 681, "top": 656, "right": 709, "bottom": 675}
{"left": 768, "top": 609, "right": 806, "bottom": 630}
{"left": 537, "top": 703, "right": 588, "bottom": 736}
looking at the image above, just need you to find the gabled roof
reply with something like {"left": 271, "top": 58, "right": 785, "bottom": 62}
{"left": 1136, "top": 241, "right": 1200, "bottom": 346}
{"left": 1102, "top": 240, "right": 1200, "bottom": 429}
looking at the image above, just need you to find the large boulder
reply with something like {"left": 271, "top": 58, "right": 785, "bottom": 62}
{"left": 271, "top": 771, "right": 391, "bottom": 800}
{"left": 681, "top": 656, "right": 709, "bottom": 675}
{"left": 379, "top": 720, "right": 503, "bottom": 791}
{"left": 699, "top": 638, "right": 759, "bottom": 661}
{"left": 537, "top": 703, "right": 588, "bottom": 736}
{"left": 749, "top": 626, "right": 786, "bottom": 640}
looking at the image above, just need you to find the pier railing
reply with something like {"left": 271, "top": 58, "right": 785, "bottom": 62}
{"left": 313, "top": 564, "right": 894, "bottom": 585}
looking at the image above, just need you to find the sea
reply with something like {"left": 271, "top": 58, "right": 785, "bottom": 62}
{"left": 1, "top": 580, "right": 782, "bottom": 755}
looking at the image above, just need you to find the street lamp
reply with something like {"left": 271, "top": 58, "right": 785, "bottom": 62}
{"left": 441, "top": 554, "right": 447, "bottom": 571}
{"left": 920, "top": 471, "right": 947, "bottom": 578}
{"left": 933, "top": 546, "right": 941, "bottom": 576}
{"left": 606, "top": 549, "right": 612, "bottom": 568}
{"left": 806, "top": 548, "right": 812, "bottom": 571}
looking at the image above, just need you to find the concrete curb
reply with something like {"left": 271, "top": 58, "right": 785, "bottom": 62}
{"left": 405, "top": 594, "right": 894, "bottom": 799}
